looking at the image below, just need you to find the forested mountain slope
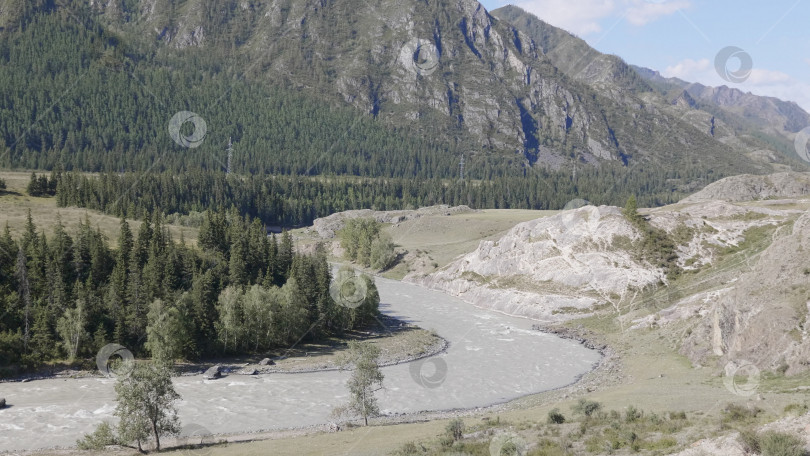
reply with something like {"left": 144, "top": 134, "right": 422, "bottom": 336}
{"left": 0, "top": 0, "right": 806, "bottom": 218}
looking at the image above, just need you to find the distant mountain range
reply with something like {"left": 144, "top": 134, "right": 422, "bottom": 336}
{"left": 492, "top": 5, "right": 810, "bottom": 169}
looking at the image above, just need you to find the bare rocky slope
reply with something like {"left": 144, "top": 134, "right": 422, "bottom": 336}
{"left": 389, "top": 173, "right": 810, "bottom": 375}
{"left": 682, "top": 171, "right": 810, "bottom": 203}
{"left": 406, "top": 205, "right": 663, "bottom": 321}
{"left": 304, "top": 175, "right": 810, "bottom": 376}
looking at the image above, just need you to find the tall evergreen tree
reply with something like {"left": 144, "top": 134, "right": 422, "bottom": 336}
{"left": 15, "top": 247, "right": 31, "bottom": 353}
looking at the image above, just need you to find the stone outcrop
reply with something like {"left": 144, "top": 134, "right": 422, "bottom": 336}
{"left": 682, "top": 172, "right": 810, "bottom": 203}
{"left": 406, "top": 205, "right": 665, "bottom": 321}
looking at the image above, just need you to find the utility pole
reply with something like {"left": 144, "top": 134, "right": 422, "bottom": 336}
{"left": 459, "top": 153, "right": 465, "bottom": 180}
{"left": 226, "top": 137, "right": 233, "bottom": 175}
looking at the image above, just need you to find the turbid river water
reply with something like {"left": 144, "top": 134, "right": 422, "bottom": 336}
{"left": 0, "top": 277, "right": 600, "bottom": 452}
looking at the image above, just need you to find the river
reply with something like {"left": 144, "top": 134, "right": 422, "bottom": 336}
{"left": 0, "top": 276, "right": 600, "bottom": 452}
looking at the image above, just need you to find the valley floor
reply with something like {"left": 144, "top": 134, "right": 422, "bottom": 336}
{"left": 5, "top": 176, "right": 810, "bottom": 456}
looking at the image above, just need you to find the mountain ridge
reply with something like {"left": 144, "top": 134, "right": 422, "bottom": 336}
{"left": 493, "top": 4, "right": 810, "bottom": 171}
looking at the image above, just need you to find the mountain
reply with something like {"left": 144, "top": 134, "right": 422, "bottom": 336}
{"left": 0, "top": 0, "right": 806, "bottom": 206}
{"left": 491, "top": 5, "right": 651, "bottom": 98}
{"left": 633, "top": 66, "right": 810, "bottom": 141}
{"left": 83, "top": 0, "right": 752, "bottom": 170}
{"left": 492, "top": 5, "right": 810, "bottom": 171}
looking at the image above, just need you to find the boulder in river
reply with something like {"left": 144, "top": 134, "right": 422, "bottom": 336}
{"left": 258, "top": 358, "right": 274, "bottom": 366}
{"left": 0, "top": 398, "right": 5, "bottom": 409}
{"left": 238, "top": 368, "right": 258, "bottom": 375}
{"left": 204, "top": 365, "right": 222, "bottom": 380}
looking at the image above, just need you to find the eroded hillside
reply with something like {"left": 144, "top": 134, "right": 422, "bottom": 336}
{"left": 306, "top": 173, "right": 810, "bottom": 376}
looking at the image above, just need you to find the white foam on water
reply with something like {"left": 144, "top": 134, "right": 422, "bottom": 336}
{"left": 68, "top": 409, "right": 93, "bottom": 419}
{"left": 0, "top": 423, "right": 24, "bottom": 431}
{"left": 93, "top": 403, "right": 115, "bottom": 414}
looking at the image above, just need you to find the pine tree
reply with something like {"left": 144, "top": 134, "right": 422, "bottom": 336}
{"left": 623, "top": 195, "right": 641, "bottom": 224}
{"left": 15, "top": 247, "right": 32, "bottom": 352}
{"left": 228, "top": 233, "right": 248, "bottom": 287}
{"left": 278, "top": 230, "right": 294, "bottom": 280}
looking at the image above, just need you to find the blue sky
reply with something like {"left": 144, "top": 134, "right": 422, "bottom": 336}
{"left": 479, "top": 0, "right": 810, "bottom": 111}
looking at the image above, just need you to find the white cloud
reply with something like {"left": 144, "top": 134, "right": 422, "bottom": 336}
{"left": 662, "top": 58, "right": 711, "bottom": 80}
{"left": 625, "top": 0, "right": 690, "bottom": 26}
{"left": 662, "top": 58, "right": 810, "bottom": 112}
{"left": 512, "top": 0, "right": 616, "bottom": 36}
{"left": 747, "top": 68, "right": 791, "bottom": 85}
{"left": 509, "top": 0, "right": 688, "bottom": 36}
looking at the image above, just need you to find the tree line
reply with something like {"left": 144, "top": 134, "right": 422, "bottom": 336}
{"left": 50, "top": 165, "right": 715, "bottom": 228}
{"left": 0, "top": 209, "right": 379, "bottom": 372}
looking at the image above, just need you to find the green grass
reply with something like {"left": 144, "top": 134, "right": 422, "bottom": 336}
{"left": 0, "top": 171, "right": 199, "bottom": 245}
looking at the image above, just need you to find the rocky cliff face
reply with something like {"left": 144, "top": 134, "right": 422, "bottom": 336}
{"left": 679, "top": 211, "right": 810, "bottom": 375}
{"left": 494, "top": 6, "right": 810, "bottom": 172}
{"left": 74, "top": 0, "right": 781, "bottom": 175}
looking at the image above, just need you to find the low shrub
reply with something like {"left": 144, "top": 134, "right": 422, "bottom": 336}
{"left": 76, "top": 421, "right": 117, "bottom": 450}
{"left": 759, "top": 431, "right": 806, "bottom": 456}
{"left": 738, "top": 428, "right": 760, "bottom": 454}
{"left": 547, "top": 408, "right": 566, "bottom": 424}
{"left": 625, "top": 405, "right": 642, "bottom": 423}
{"left": 572, "top": 398, "right": 603, "bottom": 418}
{"left": 721, "top": 403, "right": 762, "bottom": 423}
{"left": 446, "top": 418, "right": 464, "bottom": 441}
{"left": 783, "top": 402, "right": 809, "bottom": 416}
